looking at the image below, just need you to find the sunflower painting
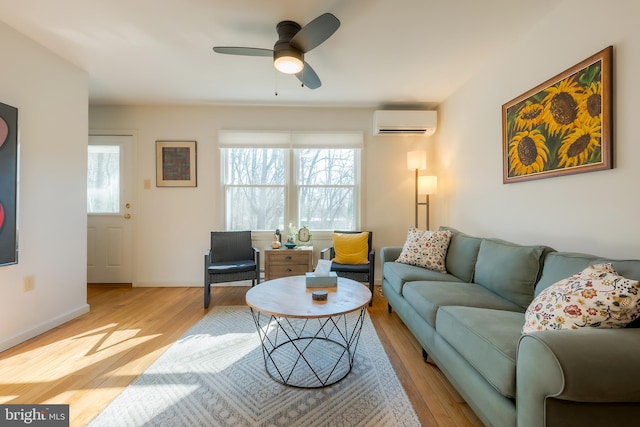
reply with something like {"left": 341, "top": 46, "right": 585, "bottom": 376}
{"left": 502, "top": 46, "right": 612, "bottom": 183}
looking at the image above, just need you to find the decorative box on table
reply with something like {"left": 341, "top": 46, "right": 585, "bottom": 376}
{"left": 305, "top": 272, "right": 338, "bottom": 287}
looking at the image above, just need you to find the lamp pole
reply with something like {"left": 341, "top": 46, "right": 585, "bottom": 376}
{"left": 425, "top": 194, "right": 430, "bottom": 230}
{"left": 416, "top": 188, "right": 430, "bottom": 230}
{"left": 414, "top": 168, "right": 419, "bottom": 228}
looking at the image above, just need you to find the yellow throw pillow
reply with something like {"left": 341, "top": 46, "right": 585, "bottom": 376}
{"left": 332, "top": 232, "right": 369, "bottom": 264}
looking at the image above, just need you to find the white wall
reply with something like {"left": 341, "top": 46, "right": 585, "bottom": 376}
{"left": 434, "top": 0, "right": 640, "bottom": 259}
{"left": 0, "top": 22, "right": 89, "bottom": 351}
{"left": 89, "top": 105, "right": 433, "bottom": 286}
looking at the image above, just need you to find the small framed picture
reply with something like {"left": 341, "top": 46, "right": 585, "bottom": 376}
{"left": 156, "top": 141, "right": 197, "bottom": 187}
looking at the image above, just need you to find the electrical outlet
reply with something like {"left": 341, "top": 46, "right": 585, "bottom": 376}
{"left": 23, "top": 276, "right": 35, "bottom": 292}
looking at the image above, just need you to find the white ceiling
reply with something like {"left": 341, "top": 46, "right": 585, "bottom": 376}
{"left": 0, "top": 0, "right": 559, "bottom": 107}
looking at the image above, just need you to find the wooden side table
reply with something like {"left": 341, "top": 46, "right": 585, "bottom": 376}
{"left": 264, "top": 247, "right": 313, "bottom": 281}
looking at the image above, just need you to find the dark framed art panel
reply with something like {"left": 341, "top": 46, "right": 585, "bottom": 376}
{"left": 156, "top": 141, "right": 197, "bottom": 187}
{"left": 0, "top": 102, "right": 18, "bottom": 266}
{"left": 502, "top": 46, "right": 613, "bottom": 183}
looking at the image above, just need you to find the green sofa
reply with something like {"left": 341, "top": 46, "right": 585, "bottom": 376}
{"left": 381, "top": 226, "right": 640, "bottom": 427}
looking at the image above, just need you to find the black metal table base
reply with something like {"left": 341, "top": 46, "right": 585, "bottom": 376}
{"left": 250, "top": 307, "right": 367, "bottom": 388}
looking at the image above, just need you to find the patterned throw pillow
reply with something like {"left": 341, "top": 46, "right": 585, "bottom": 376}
{"left": 522, "top": 263, "right": 640, "bottom": 333}
{"left": 395, "top": 228, "right": 452, "bottom": 273}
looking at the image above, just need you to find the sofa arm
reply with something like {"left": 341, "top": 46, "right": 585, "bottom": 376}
{"left": 380, "top": 246, "right": 402, "bottom": 264}
{"left": 517, "top": 328, "right": 640, "bottom": 426}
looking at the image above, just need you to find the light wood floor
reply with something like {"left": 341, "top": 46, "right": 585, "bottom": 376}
{"left": 0, "top": 285, "right": 483, "bottom": 426}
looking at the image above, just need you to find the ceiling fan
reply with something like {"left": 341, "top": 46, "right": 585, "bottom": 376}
{"left": 213, "top": 13, "right": 340, "bottom": 90}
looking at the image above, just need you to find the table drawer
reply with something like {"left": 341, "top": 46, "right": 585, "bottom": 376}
{"left": 268, "top": 252, "right": 310, "bottom": 264}
{"left": 268, "top": 264, "right": 309, "bottom": 278}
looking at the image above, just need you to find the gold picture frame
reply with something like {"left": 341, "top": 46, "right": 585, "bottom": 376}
{"left": 502, "top": 46, "right": 613, "bottom": 183}
{"left": 156, "top": 141, "right": 197, "bottom": 187}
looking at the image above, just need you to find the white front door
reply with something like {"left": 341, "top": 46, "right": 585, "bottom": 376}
{"left": 87, "top": 135, "right": 135, "bottom": 284}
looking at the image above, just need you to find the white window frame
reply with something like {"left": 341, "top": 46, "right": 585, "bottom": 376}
{"left": 219, "top": 131, "right": 363, "bottom": 233}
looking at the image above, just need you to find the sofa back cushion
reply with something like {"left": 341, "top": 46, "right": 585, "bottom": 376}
{"left": 535, "top": 252, "right": 640, "bottom": 328}
{"left": 534, "top": 252, "right": 598, "bottom": 296}
{"left": 593, "top": 258, "right": 640, "bottom": 282}
{"left": 439, "top": 226, "right": 482, "bottom": 282}
{"left": 474, "top": 239, "right": 545, "bottom": 309}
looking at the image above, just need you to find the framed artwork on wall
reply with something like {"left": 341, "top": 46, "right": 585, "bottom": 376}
{"left": 156, "top": 141, "right": 197, "bottom": 187}
{"left": 0, "top": 102, "right": 18, "bottom": 266}
{"left": 502, "top": 46, "right": 613, "bottom": 183}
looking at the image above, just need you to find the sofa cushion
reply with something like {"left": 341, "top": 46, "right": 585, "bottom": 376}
{"left": 439, "top": 226, "right": 482, "bottom": 282}
{"left": 437, "top": 306, "right": 524, "bottom": 398}
{"left": 523, "top": 263, "right": 640, "bottom": 333}
{"left": 207, "top": 260, "right": 257, "bottom": 273}
{"left": 474, "top": 239, "right": 544, "bottom": 309}
{"left": 396, "top": 228, "right": 451, "bottom": 272}
{"left": 332, "top": 232, "right": 369, "bottom": 264}
{"left": 403, "top": 281, "right": 523, "bottom": 327}
{"left": 594, "top": 258, "right": 640, "bottom": 282}
{"left": 382, "top": 262, "right": 462, "bottom": 295}
{"left": 535, "top": 252, "right": 598, "bottom": 296}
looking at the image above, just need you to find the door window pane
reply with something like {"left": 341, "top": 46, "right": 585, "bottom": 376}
{"left": 88, "top": 145, "right": 120, "bottom": 214}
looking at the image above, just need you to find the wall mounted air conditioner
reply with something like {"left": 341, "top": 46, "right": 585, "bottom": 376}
{"left": 373, "top": 110, "right": 437, "bottom": 136}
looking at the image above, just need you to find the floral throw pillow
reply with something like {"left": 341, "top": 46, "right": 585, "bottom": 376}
{"left": 395, "top": 228, "right": 451, "bottom": 273}
{"left": 522, "top": 263, "right": 640, "bottom": 333}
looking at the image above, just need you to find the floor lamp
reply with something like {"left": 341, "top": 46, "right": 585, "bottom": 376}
{"left": 407, "top": 151, "right": 426, "bottom": 228}
{"left": 417, "top": 176, "right": 437, "bottom": 230}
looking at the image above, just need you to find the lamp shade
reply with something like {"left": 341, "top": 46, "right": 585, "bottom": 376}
{"left": 407, "top": 150, "right": 427, "bottom": 170}
{"left": 418, "top": 175, "right": 437, "bottom": 195}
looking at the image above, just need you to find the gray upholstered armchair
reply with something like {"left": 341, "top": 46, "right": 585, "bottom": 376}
{"left": 204, "top": 230, "right": 260, "bottom": 308}
{"left": 320, "top": 230, "right": 375, "bottom": 306}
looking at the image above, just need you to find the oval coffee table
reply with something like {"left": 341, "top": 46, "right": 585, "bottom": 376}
{"left": 245, "top": 275, "right": 372, "bottom": 388}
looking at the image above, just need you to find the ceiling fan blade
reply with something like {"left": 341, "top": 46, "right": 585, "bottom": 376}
{"left": 290, "top": 13, "right": 340, "bottom": 52}
{"left": 212, "top": 47, "right": 273, "bottom": 57}
{"left": 295, "top": 62, "right": 321, "bottom": 89}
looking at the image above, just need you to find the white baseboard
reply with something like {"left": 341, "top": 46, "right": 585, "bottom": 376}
{"left": 133, "top": 280, "right": 382, "bottom": 287}
{"left": 0, "top": 304, "right": 90, "bottom": 353}
{"left": 133, "top": 281, "right": 254, "bottom": 288}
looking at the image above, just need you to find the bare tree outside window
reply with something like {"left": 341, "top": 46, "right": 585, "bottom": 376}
{"left": 298, "top": 148, "right": 355, "bottom": 230}
{"left": 225, "top": 148, "right": 286, "bottom": 230}
{"left": 224, "top": 146, "right": 359, "bottom": 231}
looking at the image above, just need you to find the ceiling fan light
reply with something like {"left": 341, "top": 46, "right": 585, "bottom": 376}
{"left": 274, "top": 49, "right": 304, "bottom": 74}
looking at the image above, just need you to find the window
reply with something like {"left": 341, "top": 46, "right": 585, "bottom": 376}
{"left": 220, "top": 131, "right": 362, "bottom": 231}
{"left": 297, "top": 148, "right": 356, "bottom": 230}
{"left": 87, "top": 145, "right": 120, "bottom": 214}
{"left": 224, "top": 147, "right": 287, "bottom": 231}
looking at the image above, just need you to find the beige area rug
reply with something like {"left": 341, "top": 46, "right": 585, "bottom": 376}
{"left": 89, "top": 306, "right": 420, "bottom": 427}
